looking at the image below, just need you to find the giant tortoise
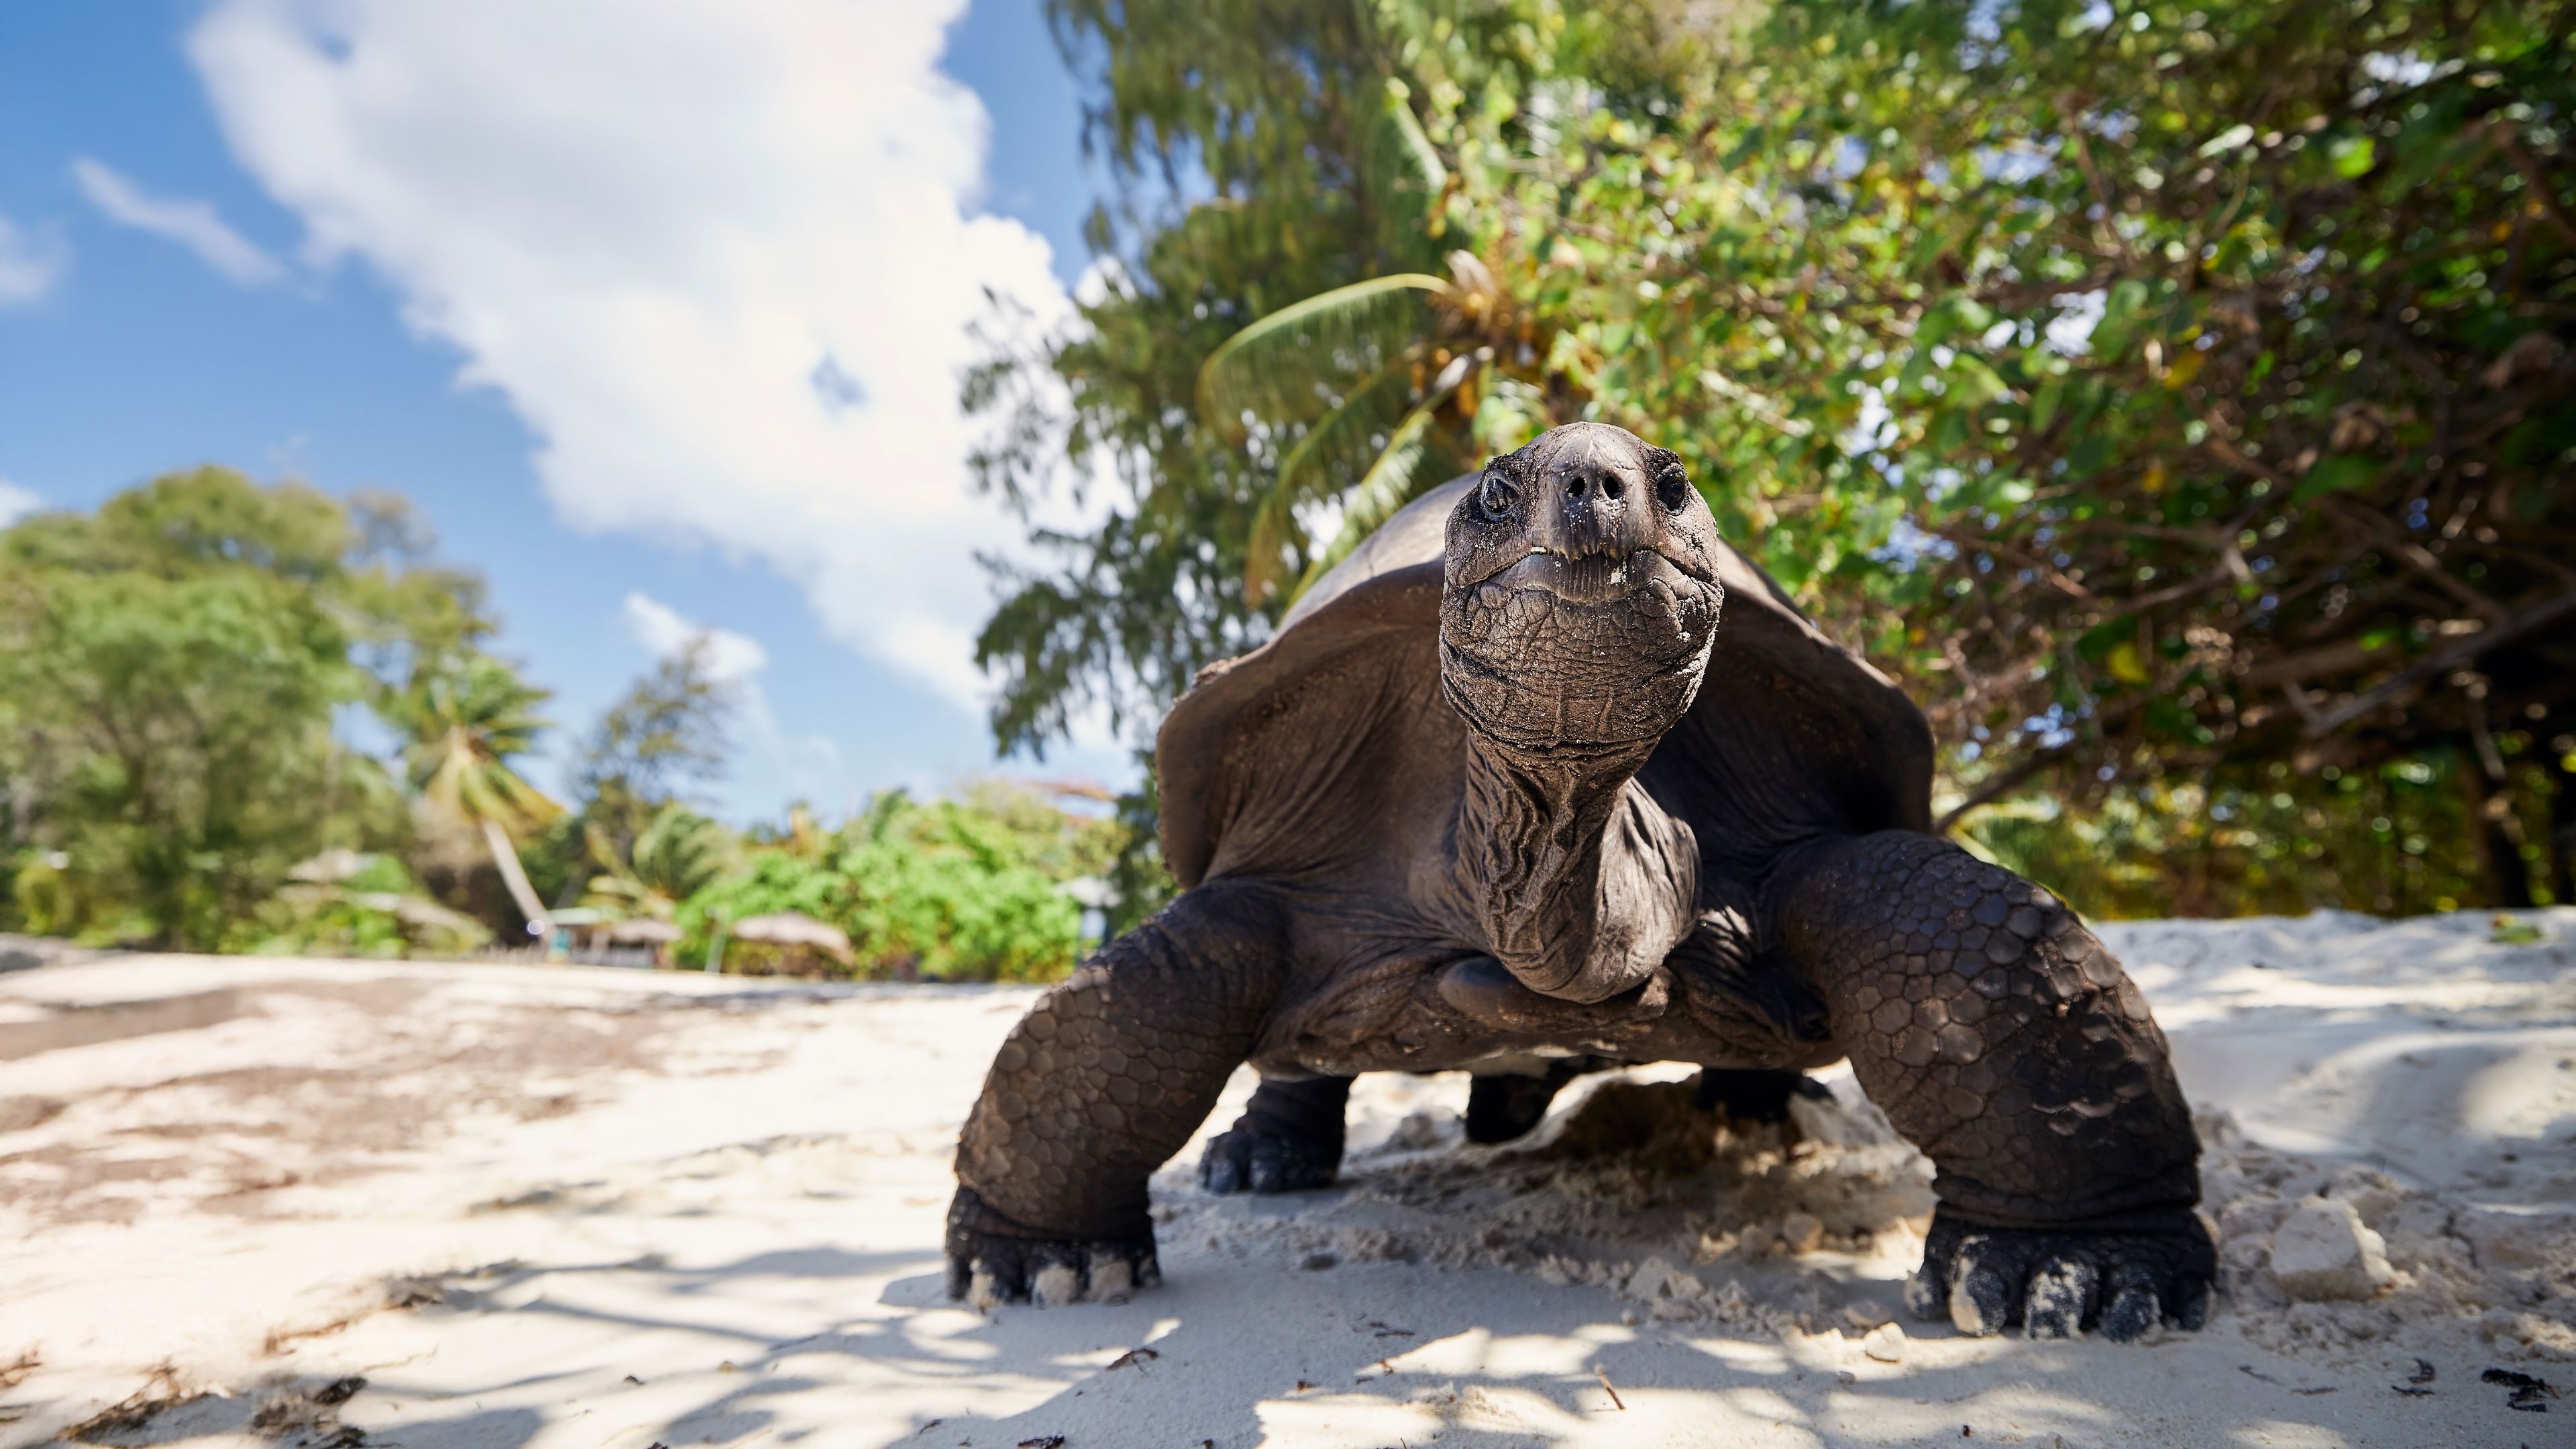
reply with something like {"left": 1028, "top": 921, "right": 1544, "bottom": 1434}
{"left": 947, "top": 422, "right": 2213, "bottom": 1342}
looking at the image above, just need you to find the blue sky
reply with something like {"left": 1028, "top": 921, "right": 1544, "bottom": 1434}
{"left": 0, "top": 0, "right": 1133, "bottom": 822}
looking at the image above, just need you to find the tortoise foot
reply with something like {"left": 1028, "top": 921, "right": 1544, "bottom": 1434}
{"left": 1906, "top": 1204, "right": 2215, "bottom": 1342}
{"left": 1198, "top": 1120, "right": 1340, "bottom": 1194}
{"left": 1199, "top": 1074, "right": 1348, "bottom": 1195}
{"left": 944, "top": 1187, "right": 1161, "bottom": 1307}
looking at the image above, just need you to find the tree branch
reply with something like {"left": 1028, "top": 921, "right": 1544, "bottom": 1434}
{"left": 1934, "top": 745, "right": 2065, "bottom": 835}
{"left": 2303, "top": 587, "right": 2576, "bottom": 737}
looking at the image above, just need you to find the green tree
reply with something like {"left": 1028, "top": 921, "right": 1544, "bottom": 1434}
{"left": 977, "top": 0, "right": 2575, "bottom": 916}
{"left": 1424, "top": 0, "right": 2573, "bottom": 912}
{"left": 0, "top": 468, "right": 460, "bottom": 947}
{"left": 389, "top": 652, "right": 563, "bottom": 941}
{"left": 584, "top": 802, "right": 739, "bottom": 921}
{"left": 676, "top": 783, "right": 1121, "bottom": 981}
{"left": 572, "top": 635, "right": 738, "bottom": 855}
{"left": 969, "top": 0, "right": 1477, "bottom": 755}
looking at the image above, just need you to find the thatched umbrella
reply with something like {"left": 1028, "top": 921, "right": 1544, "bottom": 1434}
{"left": 720, "top": 912, "right": 854, "bottom": 977}
{"left": 603, "top": 918, "right": 684, "bottom": 947}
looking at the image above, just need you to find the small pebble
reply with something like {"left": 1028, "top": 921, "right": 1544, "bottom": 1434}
{"left": 1863, "top": 1322, "right": 1907, "bottom": 1364}
{"left": 1780, "top": 1212, "right": 1825, "bottom": 1255}
{"left": 2271, "top": 1197, "right": 2396, "bottom": 1301}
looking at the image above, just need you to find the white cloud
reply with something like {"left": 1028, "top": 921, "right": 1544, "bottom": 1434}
{"left": 0, "top": 211, "right": 69, "bottom": 306}
{"left": 189, "top": 0, "right": 1077, "bottom": 711}
{"left": 621, "top": 592, "right": 767, "bottom": 682}
{"left": 71, "top": 157, "right": 285, "bottom": 286}
{"left": 0, "top": 478, "right": 43, "bottom": 528}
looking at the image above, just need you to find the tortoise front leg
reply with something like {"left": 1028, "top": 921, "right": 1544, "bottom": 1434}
{"left": 1772, "top": 832, "right": 2213, "bottom": 1342}
{"left": 949, "top": 879, "right": 1289, "bottom": 1306}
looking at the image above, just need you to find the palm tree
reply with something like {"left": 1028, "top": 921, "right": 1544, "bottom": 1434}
{"left": 1195, "top": 83, "right": 1555, "bottom": 606}
{"left": 584, "top": 803, "right": 737, "bottom": 920}
{"left": 390, "top": 653, "right": 562, "bottom": 941}
{"left": 1200, "top": 248, "right": 1557, "bottom": 606}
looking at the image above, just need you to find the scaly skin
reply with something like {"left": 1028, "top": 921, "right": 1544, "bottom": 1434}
{"left": 1772, "top": 830, "right": 2214, "bottom": 1340}
{"left": 947, "top": 879, "right": 1287, "bottom": 1305}
{"left": 1199, "top": 1073, "right": 1350, "bottom": 1193}
{"left": 1438, "top": 429, "right": 1723, "bottom": 1006}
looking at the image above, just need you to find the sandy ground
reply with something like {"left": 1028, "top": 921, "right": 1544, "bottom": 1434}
{"left": 0, "top": 909, "right": 2570, "bottom": 1449}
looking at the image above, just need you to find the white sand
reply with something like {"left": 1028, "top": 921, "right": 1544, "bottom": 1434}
{"left": 0, "top": 908, "right": 2569, "bottom": 1448}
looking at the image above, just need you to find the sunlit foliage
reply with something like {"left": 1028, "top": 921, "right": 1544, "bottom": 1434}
{"left": 976, "top": 0, "right": 2575, "bottom": 915}
{"left": 0, "top": 470, "right": 474, "bottom": 947}
{"left": 675, "top": 783, "right": 1122, "bottom": 981}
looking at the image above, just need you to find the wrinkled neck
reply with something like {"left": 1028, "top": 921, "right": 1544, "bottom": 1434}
{"left": 1454, "top": 727, "right": 1699, "bottom": 1004}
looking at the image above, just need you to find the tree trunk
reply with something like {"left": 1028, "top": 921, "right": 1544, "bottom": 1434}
{"left": 2551, "top": 751, "right": 2576, "bottom": 908}
{"left": 480, "top": 815, "right": 552, "bottom": 941}
{"left": 2459, "top": 751, "right": 2536, "bottom": 909}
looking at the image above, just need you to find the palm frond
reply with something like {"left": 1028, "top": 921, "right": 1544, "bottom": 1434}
{"left": 1286, "top": 384, "right": 1460, "bottom": 602}
{"left": 1244, "top": 486, "right": 1302, "bottom": 607}
{"left": 390, "top": 652, "right": 561, "bottom": 837}
{"left": 1241, "top": 362, "right": 1418, "bottom": 603}
{"left": 1378, "top": 79, "right": 1448, "bottom": 195}
{"left": 1270, "top": 361, "right": 1414, "bottom": 503}
{"left": 633, "top": 804, "right": 737, "bottom": 900}
{"left": 584, "top": 805, "right": 735, "bottom": 917}
{"left": 1195, "top": 274, "right": 1451, "bottom": 438}
{"left": 1364, "top": 78, "right": 1449, "bottom": 241}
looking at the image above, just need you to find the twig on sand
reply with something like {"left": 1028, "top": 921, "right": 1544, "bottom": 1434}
{"left": 1596, "top": 1366, "right": 1626, "bottom": 1411}
{"left": 2238, "top": 1364, "right": 2334, "bottom": 1395}
{"left": 2483, "top": 1367, "right": 2559, "bottom": 1413}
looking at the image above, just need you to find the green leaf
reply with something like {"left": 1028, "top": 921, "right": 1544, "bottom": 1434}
{"left": 2327, "top": 135, "right": 2377, "bottom": 179}
{"left": 2292, "top": 454, "right": 2383, "bottom": 502}
{"left": 2196, "top": 123, "right": 2254, "bottom": 158}
{"left": 1265, "top": 362, "right": 1413, "bottom": 506}
{"left": 2029, "top": 377, "right": 2064, "bottom": 433}
{"left": 1195, "top": 274, "right": 1452, "bottom": 436}
{"left": 2492, "top": 916, "right": 2546, "bottom": 946}
{"left": 1915, "top": 295, "right": 1995, "bottom": 350}
{"left": 1946, "top": 355, "right": 2010, "bottom": 410}
{"left": 2092, "top": 279, "right": 2153, "bottom": 356}
{"left": 1377, "top": 78, "right": 1448, "bottom": 193}
{"left": 2065, "top": 434, "right": 2112, "bottom": 479}
{"left": 2076, "top": 616, "right": 2131, "bottom": 661}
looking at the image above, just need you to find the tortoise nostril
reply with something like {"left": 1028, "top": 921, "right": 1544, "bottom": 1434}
{"left": 1600, "top": 474, "right": 1625, "bottom": 500}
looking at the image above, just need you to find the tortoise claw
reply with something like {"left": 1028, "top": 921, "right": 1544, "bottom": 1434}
{"left": 1910, "top": 1204, "right": 2214, "bottom": 1342}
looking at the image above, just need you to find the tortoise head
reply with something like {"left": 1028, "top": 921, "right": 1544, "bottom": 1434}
{"left": 1438, "top": 422, "right": 1725, "bottom": 751}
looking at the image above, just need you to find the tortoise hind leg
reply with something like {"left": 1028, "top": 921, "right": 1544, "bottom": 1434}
{"left": 1691, "top": 1067, "right": 1831, "bottom": 1125}
{"left": 1464, "top": 1065, "right": 1567, "bottom": 1144}
{"left": 1201, "top": 1075, "right": 1350, "bottom": 1193}
{"left": 949, "top": 880, "right": 1290, "bottom": 1306}
{"left": 1462, "top": 1057, "right": 1606, "bottom": 1143}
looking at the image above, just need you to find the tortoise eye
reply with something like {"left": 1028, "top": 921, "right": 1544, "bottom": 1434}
{"left": 1654, "top": 461, "right": 1695, "bottom": 513}
{"left": 1477, "top": 470, "right": 1517, "bottom": 520}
